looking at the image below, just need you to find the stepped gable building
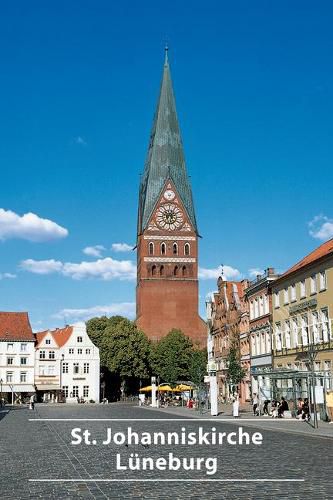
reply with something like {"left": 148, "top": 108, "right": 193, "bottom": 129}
{"left": 136, "top": 49, "right": 206, "bottom": 345}
{"left": 0, "top": 312, "right": 35, "bottom": 402}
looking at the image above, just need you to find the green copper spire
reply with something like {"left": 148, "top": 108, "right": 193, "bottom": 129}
{"left": 138, "top": 50, "right": 198, "bottom": 234}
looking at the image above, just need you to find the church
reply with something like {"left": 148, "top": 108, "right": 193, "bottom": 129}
{"left": 136, "top": 49, "right": 206, "bottom": 346}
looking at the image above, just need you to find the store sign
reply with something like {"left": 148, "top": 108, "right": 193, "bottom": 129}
{"left": 289, "top": 298, "right": 317, "bottom": 314}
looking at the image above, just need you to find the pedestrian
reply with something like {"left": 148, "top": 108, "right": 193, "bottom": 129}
{"left": 232, "top": 395, "right": 240, "bottom": 418}
{"left": 278, "top": 397, "right": 289, "bottom": 418}
{"left": 301, "top": 398, "right": 310, "bottom": 422}
{"left": 252, "top": 393, "right": 258, "bottom": 416}
{"left": 29, "top": 394, "right": 35, "bottom": 410}
{"left": 271, "top": 400, "right": 278, "bottom": 418}
{"left": 263, "top": 399, "right": 270, "bottom": 415}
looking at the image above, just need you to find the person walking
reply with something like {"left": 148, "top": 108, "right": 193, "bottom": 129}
{"left": 252, "top": 393, "right": 258, "bottom": 416}
{"left": 29, "top": 394, "right": 35, "bottom": 410}
{"left": 232, "top": 395, "right": 240, "bottom": 418}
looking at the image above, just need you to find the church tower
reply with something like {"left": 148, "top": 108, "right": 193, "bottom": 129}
{"left": 136, "top": 49, "right": 206, "bottom": 345}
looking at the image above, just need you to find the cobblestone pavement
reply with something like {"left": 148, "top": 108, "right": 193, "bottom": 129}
{"left": 0, "top": 403, "right": 332, "bottom": 499}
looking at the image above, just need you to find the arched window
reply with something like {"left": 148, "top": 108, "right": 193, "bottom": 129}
{"left": 174, "top": 266, "right": 179, "bottom": 276}
{"left": 161, "top": 242, "right": 166, "bottom": 255}
{"left": 152, "top": 265, "right": 157, "bottom": 277}
{"left": 184, "top": 243, "right": 190, "bottom": 256}
{"left": 173, "top": 243, "right": 178, "bottom": 255}
{"left": 182, "top": 266, "right": 187, "bottom": 277}
{"left": 149, "top": 242, "right": 154, "bottom": 255}
{"left": 160, "top": 265, "right": 165, "bottom": 276}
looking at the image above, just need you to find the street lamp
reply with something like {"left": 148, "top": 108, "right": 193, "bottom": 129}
{"left": 59, "top": 353, "right": 65, "bottom": 402}
{"left": 0, "top": 378, "right": 3, "bottom": 407}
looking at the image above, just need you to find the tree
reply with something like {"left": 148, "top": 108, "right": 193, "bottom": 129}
{"left": 152, "top": 329, "right": 194, "bottom": 386}
{"left": 189, "top": 348, "right": 207, "bottom": 387}
{"left": 104, "top": 318, "right": 152, "bottom": 381}
{"left": 226, "top": 345, "right": 246, "bottom": 393}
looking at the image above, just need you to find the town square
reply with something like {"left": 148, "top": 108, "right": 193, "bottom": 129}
{"left": 1, "top": 2, "right": 333, "bottom": 499}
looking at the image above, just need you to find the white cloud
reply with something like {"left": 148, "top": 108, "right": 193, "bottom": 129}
{"left": 111, "top": 242, "right": 133, "bottom": 252}
{"left": 248, "top": 268, "right": 265, "bottom": 278}
{"left": 0, "top": 272, "right": 16, "bottom": 280}
{"left": 75, "top": 136, "right": 87, "bottom": 146}
{"left": 83, "top": 245, "right": 106, "bottom": 258}
{"left": 20, "top": 257, "right": 136, "bottom": 281}
{"left": 199, "top": 265, "right": 241, "bottom": 280}
{"left": 309, "top": 215, "right": 333, "bottom": 241}
{"left": 54, "top": 302, "right": 136, "bottom": 322}
{"left": 0, "top": 209, "right": 68, "bottom": 242}
{"left": 20, "top": 259, "right": 63, "bottom": 274}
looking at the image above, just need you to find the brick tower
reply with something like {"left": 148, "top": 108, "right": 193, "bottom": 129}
{"left": 136, "top": 49, "right": 206, "bottom": 346}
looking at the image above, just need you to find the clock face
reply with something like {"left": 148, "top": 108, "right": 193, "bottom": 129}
{"left": 163, "top": 189, "right": 175, "bottom": 201}
{"left": 156, "top": 204, "right": 183, "bottom": 230}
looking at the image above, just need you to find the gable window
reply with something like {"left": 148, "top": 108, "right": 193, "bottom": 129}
{"left": 39, "top": 350, "right": 46, "bottom": 359}
{"left": 161, "top": 242, "right": 166, "bottom": 255}
{"left": 149, "top": 242, "right": 154, "bottom": 255}
{"left": 48, "top": 351, "right": 55, "bottom": 359}
{"left": 173, "top": 243, "right": 178, "bottom": 255}
{"left": 69, "top": 348, "right": 74, "bottom": 354}
{"left": 86, "top": 348, "right": 91, "bottom": 355}
{"left": 310, "top": 274, "right": 317, "bottom": 294}
{"left": 77, "top": 336, "right": 83, "bottom": 343}
{"left": 284, "top": 287, "right": 289, "bottom": 304}
{"left": 78, "top": 348, "right": 83, "bottom": 355}
{"left": 184, "top": 243, "right": 190, "bottom": 256}
{"left": 319, "top": 271, "right": 327, "bottom": 291}
{"left": 45, "top": 339, "right": 51, "bottom": 345}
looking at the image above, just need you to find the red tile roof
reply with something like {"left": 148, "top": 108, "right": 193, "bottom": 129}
{"left": 0, "top": 312, "right": 34, "bottom": 341}
{"left": 279, "top": 238, "right": 333, "bottom": 281}
{"left": 35, "top": 326, "right": 73, "bottom": 348}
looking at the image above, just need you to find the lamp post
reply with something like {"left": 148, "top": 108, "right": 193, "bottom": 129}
{"left": 0, "top": 378, "right": 3, "bottom": 407}
{"left": 59, "top": 353, "right": 65, "bottom": 402}
{"left": 305, "top": 342, "right": 318, "bottom": 429}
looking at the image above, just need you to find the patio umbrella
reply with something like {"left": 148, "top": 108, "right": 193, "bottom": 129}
{"left": 173, "top": 384, "right": 193, "bottom": 392}
{"left": 158, "top": 385, "right": 173, "bottom": 392}
{"left": 139, "top": 386, "right": 152, "bottom": 392}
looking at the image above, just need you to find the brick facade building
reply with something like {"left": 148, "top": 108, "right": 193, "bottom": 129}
{"left": 136, "top": 49, "right": 206, "bottom": 345}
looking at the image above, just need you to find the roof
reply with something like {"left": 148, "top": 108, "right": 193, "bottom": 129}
{"left": 35, "top": 326, "right": 73, "bottom": 348}
{"left": 278, "top": 238, "right": 333, "bottom": 281}
{"left": 0, "top": 312, "right": 34, "bottom": 341}
{"left": 138, "top": 50, "right": 197, "bottom": 234}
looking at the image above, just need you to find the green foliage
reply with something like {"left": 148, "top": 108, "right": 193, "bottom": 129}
{"left": 152, "top": 329, "right": 206, "bottom": 386}
{"left": 226, "top": 346, "right": 246, "bottom": 388}
{"left": 86, "top": 316, "right": 151, "bottom": 379}
{"left": 189, "top": 348, "right": 208, "bottom": 386}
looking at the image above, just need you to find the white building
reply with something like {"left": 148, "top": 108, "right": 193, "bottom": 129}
{"left": 35, "top": 323, "right": 100, "bottom": 403}
{"left": 0, "top": 312, "right": 35, "bottom": 403}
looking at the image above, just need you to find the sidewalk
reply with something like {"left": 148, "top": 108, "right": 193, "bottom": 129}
{"left": 142, "top": 403, "right": 333, "bottom": 439}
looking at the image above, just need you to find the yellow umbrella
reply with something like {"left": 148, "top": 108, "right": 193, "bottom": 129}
{"left": 173, "top": 384, "right": 193, "bottom": 392}
{"left": 139, "top": 385, "right": 152, "bottom": 392}
{"left": 158, "top": 385, "right": 173, "bottom": 392}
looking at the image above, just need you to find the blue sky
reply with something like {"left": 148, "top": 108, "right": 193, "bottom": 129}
{"left": 1, "top": 1, "right": 333, "bottom": 330}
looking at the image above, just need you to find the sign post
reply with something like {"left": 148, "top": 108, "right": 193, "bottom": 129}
{"left": 207, "top": 361, "right": 218, "bottom": 416}
{"left": 151, "top": 376, "right": 157, "bottom": 408}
